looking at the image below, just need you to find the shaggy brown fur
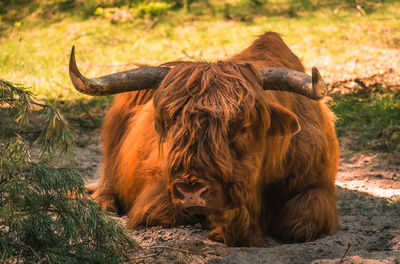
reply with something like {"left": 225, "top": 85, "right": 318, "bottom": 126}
{"left": 92, "top": 32, "right": 339, "bottom": 246}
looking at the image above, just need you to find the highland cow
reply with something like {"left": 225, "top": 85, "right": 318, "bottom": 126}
{"left": 69, "top": 32, "right": 339, "bottom": 246}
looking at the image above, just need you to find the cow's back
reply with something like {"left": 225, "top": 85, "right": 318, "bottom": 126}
{"left": 229, "top": 32, "right": 305, "bottom": 72}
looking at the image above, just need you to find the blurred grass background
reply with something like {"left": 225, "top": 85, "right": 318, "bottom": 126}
{"left": 0, "top": 0, "right": 399, "bottom": 156}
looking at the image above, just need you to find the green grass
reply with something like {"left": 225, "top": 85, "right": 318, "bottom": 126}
{"left": 1, "top": 0, "right": 400, "bottom": 155}
{"left": 332, "top": 90, "right": 400, "bottom": 154}
{"left": 339, "top": 195, "right": 400, "bottom": 216}
{"left": 1, "top": 0, "right": 399, "bottom": 100}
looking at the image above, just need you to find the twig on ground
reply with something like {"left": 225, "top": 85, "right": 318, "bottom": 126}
{"left": 37, "top": 257, "right": 47, "bottom": 264}
{"left": 146, "top": 245, "right": 207, "bottom": 264}
{"left": 339, "top": 243, "right": 351, "bottom": 263}
{"left": 132, "top": 254, "right": 157, "bottom": 260}
{"left": 143, "top": 18, "right": 158, "bottom": 34}
{"left": 71, "top": 32, "right": 94, "bottom": 41}
{"left": 146, "top": 245, "right": 191, "bottom": 254}
{"left": 10, "top": 241, "right": 41, "bottom": 261}
{"left": 181, "top": 49, "right": 196, "bottom": 59}
{"left": 17, "top": 248, "right": 24, "bottom": 263}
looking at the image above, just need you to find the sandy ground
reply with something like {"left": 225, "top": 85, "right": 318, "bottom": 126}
{"left": 74, "top": 127, "right": 400, "bottom": 264}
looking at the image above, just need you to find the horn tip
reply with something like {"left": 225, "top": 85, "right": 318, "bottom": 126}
{"left": 70, "top": 46, "right": 75, "bottom": 61}
{"left": 70, "top": 46, "right": 76, "bottom": 64}
{"left": 311, "top": 67, "right": 321, "bottom": 82}
{"left": 69, "top": 46, "right": 80, "bottom": 77}
{"left": 311, "top": 66, "right": 327, "bottom": 98}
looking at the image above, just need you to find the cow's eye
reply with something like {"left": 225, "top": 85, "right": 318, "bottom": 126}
{"left": 155, "top": 121, "right": 164, "bottom": 134}
{"left": 155, "top": 119, "right": 170, "bottom": 135}
{"left": 163, "top": 122, "right": 169, "bottom": 131}
{"left": 228, "top": 126, "right": 247, "bottom": 143}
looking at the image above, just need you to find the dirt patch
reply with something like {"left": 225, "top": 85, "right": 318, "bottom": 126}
{"left": 126, "top": 179, "right": 400, "bottom": 264}
{"left": 74, "top": 126, "right": 400, "bottom": 263}
{"left": 307, "top": 47, "right": 400, "bottom": 90}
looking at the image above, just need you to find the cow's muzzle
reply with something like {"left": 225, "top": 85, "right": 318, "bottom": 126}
{"left": 172, "top": 182, "right": 209, "bottom": 208}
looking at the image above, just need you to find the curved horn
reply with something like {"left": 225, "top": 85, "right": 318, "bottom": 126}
{"left": 259, "top": 67, "right": 328, "bottom": 100}
{"left": 69, "top": 46, "right": 170, "bottom": 96}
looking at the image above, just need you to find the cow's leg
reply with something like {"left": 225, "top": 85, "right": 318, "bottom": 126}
{"left": 271, "top": 186, "right": 338, "bottom": 242}
{"left": 91, "top": 176, "right": 118, "bottom": 212}
{"left": 125, "top": 183, "right": 194, "bottom": 228}
{"left": 209, "top": 206, "right": 264, "bottom": 247}
{"left": 208, "top": 226, "right": 225, "bottom": 243}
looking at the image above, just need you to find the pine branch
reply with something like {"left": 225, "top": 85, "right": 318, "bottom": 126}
{"left": 0, "top": 78, "right": 137, "bottom": 263}
{"left": 1, "top": 78, "right": 74, "bottom": 161}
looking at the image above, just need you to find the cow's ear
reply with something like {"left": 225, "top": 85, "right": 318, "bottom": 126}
{"left": 267, "top": 103, "right": 301, "bottom": 136}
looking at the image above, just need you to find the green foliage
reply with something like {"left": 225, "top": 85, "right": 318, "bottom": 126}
{"left": 0, "top": 79, "right": 74, "bottom": 160}
{"left": 221, "top": 0, "right": 266, "bottom": 21}
{"left": 339, "top": 195, "right": 400, "bottom": 216}
{"left": 136, "top": 1, "right": 173, "bottom": 17}
{"left": 0, "top": 79, "right": 137, "bottom": 263}
{"left": 332, "top": 89, "right": 400, "bottom": 153}
{"left": 1, "top": 0, "right": 399, "bottom": 101}
{"left": 1, "top": 0, "right": 397, "bottom": 26}
{"left": 381, "top": 197, "right": 400, "bottom": 210}
{"left": 93, "top": 2, "right": 172, "bottom": 21}
{"left": 37, "top": 106, "right": 74, "bottom": 159}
